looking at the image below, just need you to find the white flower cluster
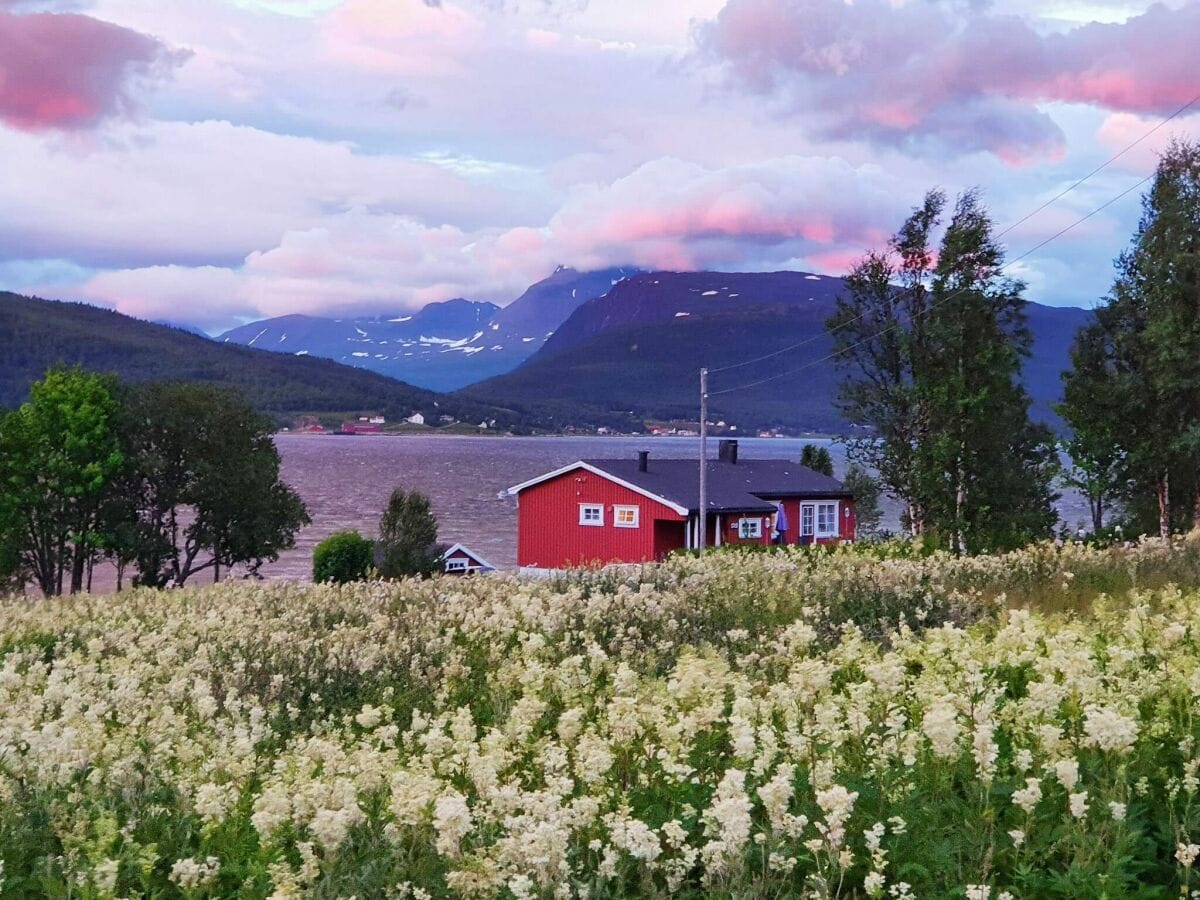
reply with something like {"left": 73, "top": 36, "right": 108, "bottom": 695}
{"left": 169, "top": 856, "right": 220, "bottom": 889}
{"left": 2, "top": 538, "right": 1200, "bottom": 895}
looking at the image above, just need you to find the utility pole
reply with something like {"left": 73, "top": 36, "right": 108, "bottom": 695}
{"left": 699, "top": 367, "right": 708, "bottom": 554}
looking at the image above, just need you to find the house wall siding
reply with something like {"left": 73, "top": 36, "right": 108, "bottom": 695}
{"left": 776, "top": 496, "right": 856, "bottom": 544}
{"left": 516, "top": 469, "right": 685, "bottom": 568}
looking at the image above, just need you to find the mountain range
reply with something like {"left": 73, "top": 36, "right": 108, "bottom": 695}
{"left": 0, "top": 292, "right": 522, "bottom": 428}
{"left": 459, "top": 270, "right": 1093, "bottom": 433}
{"left": 218, "top": 267, "right": 636, "bottom": 391}
{"left": 2, "top": 268, "right": 1093, "bottom": 435}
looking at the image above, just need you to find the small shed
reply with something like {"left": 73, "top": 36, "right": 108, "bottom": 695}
{"left": 442, "top": 543, "right": 496, "bottom": 576}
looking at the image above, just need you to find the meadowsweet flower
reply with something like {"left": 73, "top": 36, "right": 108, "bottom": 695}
{"left": 864, "top": 870, "right": 886, "bottom": 895}
{"left": 965, "top": 885, "right": 990, "bottom": 900}
{"left": 93, "top": 859, "right": 119, "bottom": 895}
{"left": 432, "top": 790, "right": 473, "bottom": 858}
{"left": 1008, "top": 829, "right": 1025, "bottom": 848}
{"left": 354, "top": 704, "right": 383, "bottom": 729}
{"left": 1012, "top": 778, "right": 1042, "bottom": 814}
{"left": 922, "top": 697, "right": 961, "bottom": 758}
{"left": 815, "top": 784, "right": 858, "bottom": 849}
{"left": 1177, "top": 843, "right": 1200, "bottom": 867}
{"left": 1053, "top": 758, "right": 1080, "bottom": 792}
{"left": 701, "top": 769, "right": 753, "bottom": 874}
{"left": 1082, "top": 705, "right": 1138, "bottom": 754}
{"left": 757, "top": 764, "right": 796, "bottom": 832}
{"left": 170, "top": 857, "right": 221, "bottom": 890}
{"left": 605, "top": 811, "right": 661, "bottom": 862}
{"left": 1109, "top": 801, "right": 1127, "bottom": 822}
{"left": 1069, "top": 791, "right": 1089, "bottom": 819}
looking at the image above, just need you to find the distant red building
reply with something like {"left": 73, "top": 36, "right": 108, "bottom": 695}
{"left": 340, "top": 422, "right": 382, "bottom": 435}
{"left": 506, "top": 440, "right": 855, "bottom": 571}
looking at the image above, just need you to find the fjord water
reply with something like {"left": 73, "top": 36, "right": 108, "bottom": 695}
{"left": 266, "top": 434, "right": 1091, "bottom": 579}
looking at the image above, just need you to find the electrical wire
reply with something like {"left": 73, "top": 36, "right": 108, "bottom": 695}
{"left": 708, "top": 170, "right": 1155, "bottom": 398}
{"left": 705, "top": 92, "right": 1200, "bottom": 377}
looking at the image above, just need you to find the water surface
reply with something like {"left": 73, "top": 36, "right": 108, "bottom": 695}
{"left": 267, "top": 434, "right": 1090, "bottom": 579}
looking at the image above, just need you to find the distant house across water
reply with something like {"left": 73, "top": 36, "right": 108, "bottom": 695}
{"left": 442, "top": 543, "right": 495, "bottom": 576}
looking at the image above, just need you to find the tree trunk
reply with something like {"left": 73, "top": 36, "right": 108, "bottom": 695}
{"left": 70, "top": 541, "right": 86, "bottom": 594}
{"left": 1091, "top": 493, "right": 1104, "bottom": 535}
{"left": 1193, "top": 481, "right": 1200, "bottom": 532}
{"left": 954, "top": 452, "right": 967, "bottom": 554}
{"left": 908, "top": 501, "right": 924, "bottom": 537}
{"left": 55, "top": 534, "right": 65, "bottom": 596}
{"left": 1157, "top": 471, "right": 1171, "bottom": 540}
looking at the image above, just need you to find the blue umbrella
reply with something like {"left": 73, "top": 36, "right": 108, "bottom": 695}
{"left": 775, "top": 502, "right": 789, "bottom": 534}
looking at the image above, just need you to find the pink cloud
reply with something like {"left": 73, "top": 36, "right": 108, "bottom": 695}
{"left": 321, "top": 0, "right": 483, "bottom": 76}
{"left": 701, "top": 0, "right": 1200, "bottom": 160}
{"left": 0, "top": 9, "right": 181, "bottom": 131}
{"left": 544, "top": 156, "right": 905, "bottom": 272}
{"left": 1095, "top": 110, "right": 1200, "bottom": 173}
{"left": 53, "top": 152, "right": 910, "bottom": 329}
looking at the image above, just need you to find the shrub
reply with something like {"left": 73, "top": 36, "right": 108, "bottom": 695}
{"left": 312, "top": 530, "right": 373, "bottom": 583}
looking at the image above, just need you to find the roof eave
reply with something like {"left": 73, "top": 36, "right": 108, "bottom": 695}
{"left": 505, "top": 460, "right": 689, "bottom": 516}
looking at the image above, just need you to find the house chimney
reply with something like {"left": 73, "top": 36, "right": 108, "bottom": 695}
{"left": 637, "top": 450, "right": 650, "bottom": 472}
{"left": 718, "top": 439, "right": 738, "bottom": 464}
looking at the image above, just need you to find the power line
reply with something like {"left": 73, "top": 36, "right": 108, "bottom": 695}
{"left": 706, "top": 91, "right": 1200, "bottom": 377}
{"left": 708, "top": 170, "right": 1155, "bottom": 398}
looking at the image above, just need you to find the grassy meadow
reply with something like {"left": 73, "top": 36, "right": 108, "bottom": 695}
{"left": 4, "top": 539, "right": 1200, "bottom": 897}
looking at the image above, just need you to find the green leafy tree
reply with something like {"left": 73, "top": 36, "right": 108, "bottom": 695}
{"left": 1058, "top": 325, "right": 1129, "bottom": 533}
{"left": 829, "top": 189, "right": 1058, "bottom": 553}
{"left": 799, "top": 444, "right": 834, "bottom": 476}
{"left": 828, "top": 190, "right": 943, "bottom": 535}
{"left": 0, "top": 518, "right": 24, "bottom": 593}
{"left": 0, "top": 367, "right": 123, "bottom": 595}
{"left": 842, "top": 463, "right": 883, "bottom": 538}
{"left": 118, "top": 382, "right": 310, "bottom": 586}
{"left": 375, "top": 487, "right": 442, "bottom": 578}
{"left": 313, "top": 531, "right": 374, "bottom": 584}
{"left": 916, "top": 190, "right": 1059, "bottom": 551}
{"left": 1060, "top": 140, "right": 1200, "bottom": 538}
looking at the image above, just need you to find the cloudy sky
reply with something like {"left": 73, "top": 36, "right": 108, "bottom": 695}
{"left": 1, "top": 0, "right": 1197, "bottom": 331}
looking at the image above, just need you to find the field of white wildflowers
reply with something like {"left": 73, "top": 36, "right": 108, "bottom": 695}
{"left": 4, "top": 538, "right": 1200, "bottom": 898}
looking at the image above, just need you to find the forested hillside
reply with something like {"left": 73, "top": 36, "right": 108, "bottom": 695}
{"left": 462, "top": 271, "right": 1091, "bottom": 433}
{"left": 0, "top": 293, "right": 520, "bottom": 427}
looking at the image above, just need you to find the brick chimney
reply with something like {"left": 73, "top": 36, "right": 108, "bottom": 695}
{"left": 718, "top": 439, "right": 738, "bottom": 464}
{"left": 638, "top": 450, "right": 650, "bottom": 472}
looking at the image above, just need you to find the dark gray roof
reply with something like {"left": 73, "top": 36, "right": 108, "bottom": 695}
{"left": 581, "top": 457, "right": 850, "bottom": 514}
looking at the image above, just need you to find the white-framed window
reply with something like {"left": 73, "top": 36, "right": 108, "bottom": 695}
{"left": 738, "top": 517, "right": 762, "bottom": 539}
{"left": 445, "top": 558, "right": 468, "bottom": 572}
{"left": 613, "top": 505, "right": 640, "bottom": 528}
{"left": 579, "top": 503, "right": 604, "bottom": 526}
{"left": 801, "top": 502, "right": 839, "bottom": 538}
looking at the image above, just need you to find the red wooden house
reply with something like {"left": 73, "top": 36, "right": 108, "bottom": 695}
{"left": 506, "top": 440, "right": 855, "bottom": 571}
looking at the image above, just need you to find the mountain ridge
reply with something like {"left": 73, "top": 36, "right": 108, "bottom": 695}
{"left": 217, "top": 267, "right": 638, "bottom": 391}
{"left": 0, "top": 292, "right": 526, "bottom": 428}
{"left": 461, "top": 270, "right": 1091, "bottom": 433}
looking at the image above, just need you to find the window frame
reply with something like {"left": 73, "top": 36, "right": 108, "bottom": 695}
{"left": 445, "top": 558, "right": 469, "bottom": 572}
{"left": 613, "top": 504, "right": 640, "bottom": 528}
{"left": 579, "top": 503, "right": 605, "bottom": 526}
{"left": 801, "top": 501, "right": 839, "bottom": 538}
{"left": 737, "top": 517, "right": 763, "bottom": 540}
